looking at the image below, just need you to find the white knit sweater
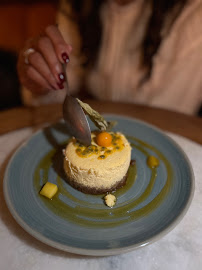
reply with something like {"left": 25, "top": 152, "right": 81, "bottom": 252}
{"left": 22, "top": 0, "right": 202, "bottom": 115}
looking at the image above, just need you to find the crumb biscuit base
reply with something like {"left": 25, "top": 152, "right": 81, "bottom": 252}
{"left": 65, "top": 173, "right": 128, "bottom": 195}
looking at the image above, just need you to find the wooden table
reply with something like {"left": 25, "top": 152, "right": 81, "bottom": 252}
{"left": 0, "top": 100, "right": 202, "bottom": 144}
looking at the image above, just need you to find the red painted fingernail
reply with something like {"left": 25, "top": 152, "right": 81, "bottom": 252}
{"left": 57, "top": 82, "right": 64, "bottom": 89}
{"left": 62, "top": 52, "right": 69, "bottom": 63}
{"left": 58, "top": 72, "right": 65, "bottom": 83}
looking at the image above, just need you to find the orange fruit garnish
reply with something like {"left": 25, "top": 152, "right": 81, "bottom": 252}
{"left": 96, "top": 132, "right": 112, "bottom": 147}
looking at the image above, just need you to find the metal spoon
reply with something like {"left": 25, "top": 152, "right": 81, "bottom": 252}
{"left": 62, "top": 63, "right": 91, "bottom": 146}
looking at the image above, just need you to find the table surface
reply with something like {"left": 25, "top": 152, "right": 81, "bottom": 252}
{"left": 0, "top": 101, "right": 202, "bottom": 270}
{"left": 0, "top": 100, "right": 202, "bottom": 144}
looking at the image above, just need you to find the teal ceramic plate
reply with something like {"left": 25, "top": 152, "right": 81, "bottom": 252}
{"left": 3, "top": 115, "right": 194, "bottom": 256}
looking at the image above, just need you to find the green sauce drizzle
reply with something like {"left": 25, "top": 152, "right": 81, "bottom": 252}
{"left": 34, "top": 135, "right": 173, "bottom": 228}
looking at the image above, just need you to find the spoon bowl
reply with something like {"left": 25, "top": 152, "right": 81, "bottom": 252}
{"left": 62, "top": 64, "right": 91, "bottom": 146}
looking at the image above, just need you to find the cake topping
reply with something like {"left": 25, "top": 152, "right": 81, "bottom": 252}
{"left": 96, "top": 132, "right": 112, "bottom": 147}
{"left": 73, "top": 132, "right": 126, "bottom": 159}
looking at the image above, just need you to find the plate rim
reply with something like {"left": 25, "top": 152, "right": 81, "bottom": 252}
{"left": 3, "top": 114, "right": 195, "bottom": 256}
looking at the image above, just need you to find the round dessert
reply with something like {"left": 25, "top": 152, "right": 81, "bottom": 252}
{"left": 63, "top": 131, "right": 132, "bottom": 194}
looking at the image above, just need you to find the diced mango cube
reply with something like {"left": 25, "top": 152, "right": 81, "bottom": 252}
{"left": 40, "top": 182, "right": 58, "bottom": 199}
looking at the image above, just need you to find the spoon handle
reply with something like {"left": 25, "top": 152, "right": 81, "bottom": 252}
{"left": 62, "top": 63, "right": 70, "bottom": 95}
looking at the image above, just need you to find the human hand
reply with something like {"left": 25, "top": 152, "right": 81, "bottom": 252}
{"left": 17, "top": 25, "right": 72, "bottom": 95}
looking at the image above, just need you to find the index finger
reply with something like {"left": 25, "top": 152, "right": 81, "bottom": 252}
{"left": 45, "top": 25, "right": 72, "bottom": 63}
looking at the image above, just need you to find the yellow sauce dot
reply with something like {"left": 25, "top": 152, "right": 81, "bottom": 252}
{"left": 147, "top": 155, "right": 160, "bottom": 168}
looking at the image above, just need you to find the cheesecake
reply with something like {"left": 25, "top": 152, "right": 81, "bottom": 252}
{"left": 63, "top": 131, "right": 131, "bottom": 194}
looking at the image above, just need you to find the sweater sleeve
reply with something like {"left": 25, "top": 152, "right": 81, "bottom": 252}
{"left": 170, "top": 1, "right": 202, "bottom": 61}
{"left": 148, "top": 1, "right": 202, "bottom": 114}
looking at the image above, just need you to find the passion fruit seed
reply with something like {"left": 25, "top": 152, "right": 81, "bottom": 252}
{"left": 98, "top": 155, "right": 106, "bottom": 159}
{"left": 75, "top": 132, "right": 124, "bottom": 158}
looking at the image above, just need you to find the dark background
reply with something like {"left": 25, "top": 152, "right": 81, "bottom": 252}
{"left": 0, "top": 0, "right": 57, "bottom": 110}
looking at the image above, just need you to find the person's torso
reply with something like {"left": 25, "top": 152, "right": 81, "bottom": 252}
{"left": 86, "top": 0, "right": 202, "bottom": 115}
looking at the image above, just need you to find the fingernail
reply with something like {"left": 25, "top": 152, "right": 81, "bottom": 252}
{"left": 57, "top": 82, "right": 64, "bottom": 89}
{"left": 62, "top": 52, "right": 70, "bottom": 63}
{"left": 58, "top": 72, "right": 65, "bottom": 83}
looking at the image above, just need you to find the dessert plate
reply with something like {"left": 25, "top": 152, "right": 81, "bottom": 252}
{"left": 3, "top": 115, "right": 194, "bottom": 256}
